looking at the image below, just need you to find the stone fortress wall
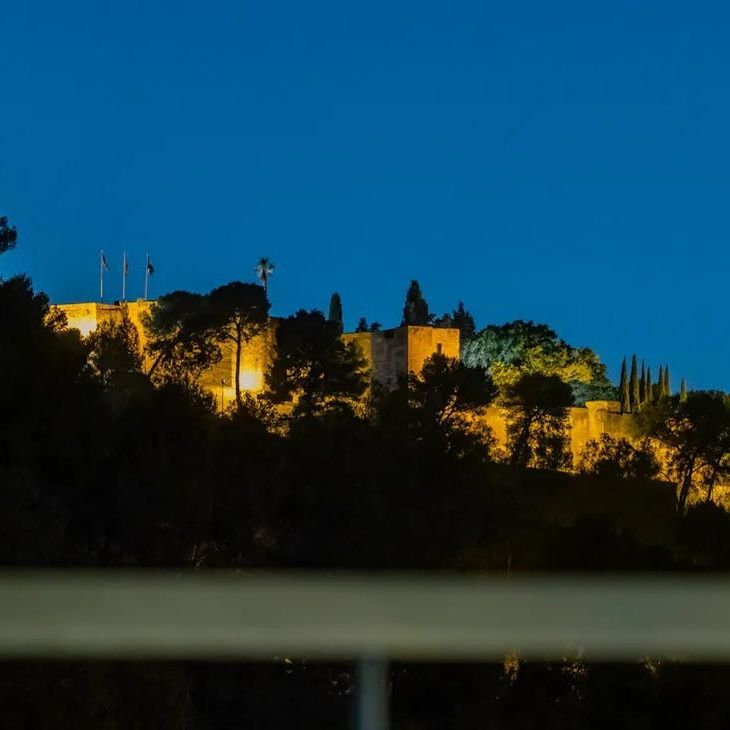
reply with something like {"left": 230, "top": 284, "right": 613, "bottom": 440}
{"left": 58, "top": 301, "right": 639, "bottom": 461}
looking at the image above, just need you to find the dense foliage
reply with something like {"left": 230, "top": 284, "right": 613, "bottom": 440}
{"left": 462, "top": 320, "right": 615, "bottom": 403}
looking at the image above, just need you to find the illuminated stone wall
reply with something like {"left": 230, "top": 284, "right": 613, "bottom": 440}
{"left": 57, "top": 300, "right": 273, "bottom": 410}
{"left": 479, "top": 400, "right": 638, "bottom": 463}
{"left": 59, "top": 300, "right": 155, "bottom": 342}
{"left": 344, "top": 325, "right": 461, "bottom": 389}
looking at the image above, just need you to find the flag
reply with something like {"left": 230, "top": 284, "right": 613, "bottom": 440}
{"left": 123, "top": 257, "right": 129, "bottom": 277}
{"left": 101, "top": 251, "right": 110, "bottom": 271}
{"left": 146, "top": 258, "right": 154, "bottom": 276}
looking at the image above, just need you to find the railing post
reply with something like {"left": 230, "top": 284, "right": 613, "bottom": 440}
{"left": 355, "top": 656, "right": 390, "bottom": 730}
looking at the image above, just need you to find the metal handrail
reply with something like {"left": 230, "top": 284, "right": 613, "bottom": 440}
{"left": 3, "top": 572, "right": 730, "bottom": 730}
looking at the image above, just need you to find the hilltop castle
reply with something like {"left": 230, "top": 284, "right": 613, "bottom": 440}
{"left": 57, "top": 300, "right": 638, "bottom": 463}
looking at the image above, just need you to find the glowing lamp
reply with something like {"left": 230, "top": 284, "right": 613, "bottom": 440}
{"left": 238, "top": 369, "right": 263, "bottom": 392}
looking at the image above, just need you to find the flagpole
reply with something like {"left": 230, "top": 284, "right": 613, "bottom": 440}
{"left": 144, "top": 253, "right": 149, "bottom": 300}
{"left": 100, "top": 250, "right": 104, "bottom": 302}
{"left": 122, "top": 251, "right": 127, "bottom": 302}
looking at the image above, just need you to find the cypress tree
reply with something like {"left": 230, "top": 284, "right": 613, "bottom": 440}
{"left": 680, "top": 378, "right": 688, "bottom": 402}
{"left": 619, "top": 357, "right": 629, "bottom": 413}
{"left": 640, "top": 360, "right": 646, "bottom": 403}
{"left": 664, "top": 365, "right": 671, "bottom": 397}
{"left": 645, "top": 367, "right": 653, "bottom": 405}
{"left": 328, "top": 292, "right": 343, "bottom": 334}
{"left": 401, "top": 280, "right": 431, "bottom": 326}
{"left": 630, "top": 354, "right": 640, "bottom": 411}
{"left": 657, "top": 365, "right": 664, "bottom": 399}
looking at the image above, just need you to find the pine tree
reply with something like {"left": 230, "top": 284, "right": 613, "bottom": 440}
{"left": 355, "top": 317, "right": 368, "bottom": 333}
{"left": 619, "top": 358, "right": 630, "bottom": 413}
{"left": 328, "top": 292, "right": 343, "bottom": 333}
{"left": 680, "top": 378, "right": 688, "bottom": 402}
{"left": 645, "top": 367, "right": 653, "bottom": 405}
{"left": 401, "top": 280, "right": 431, "bottom": 326}
{"left": 630, "top": 354, "right": 640, "bottom": 411}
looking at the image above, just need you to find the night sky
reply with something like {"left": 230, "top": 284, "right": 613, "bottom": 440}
{"left": 2, "top": 1, "right": 730, "bottom": 389}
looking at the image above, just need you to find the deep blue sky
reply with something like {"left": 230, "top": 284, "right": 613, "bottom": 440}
{"left": 2, "top": 1, "right": 729, "bottom": 389}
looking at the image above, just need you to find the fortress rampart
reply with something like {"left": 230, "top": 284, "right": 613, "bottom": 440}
{"left": 58, "top": 301, "right": 640, "bottom": 462}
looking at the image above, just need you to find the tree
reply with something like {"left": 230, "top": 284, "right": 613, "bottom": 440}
{"left": 462, "top": 320, "right": 612, "bottom": 403}
{"left": 370, "top": 321, "right": 382, "bottom": 332}
{"left": 142, "top": 291, "right": 222, "bottom": 386}
{"left": 0, "top": 275, "right": 99, "bottom": 565}
{"left": 409, "top": 353, "right": 496, "bottom": 432}
{"left": 645, "top": 367, "right": 653, "bottom": 406}
{"left": 433, "top": 301, "right": 476, "bottom": 341}
{"left": 680, "top": 378, "right": 688, "bottom": 402}
{"left": 664, "top": 365, "right": 671, "bottom": 397}
{"left": 640, "top": 361, "right": 646, "bottom": 403}
{"left": 619, "top": 358, "right": 630, "bottom": 413}
{"left": 630, "top": 355, "right": 640, "bottom": 411}
{"left": 501, "top": 373, "right": 574, "bottom": 469}
{"left": 266, "top": 309, "right": 367, "bottom": 414}
{"left": 255, "top": 257, "right": 275, "bottom": 294}
{"left": 642, "top": 392, "right": 730, "bottom": 512}
{"left": 451, "top": 301, "right": 476, "bottom": 342}
{"left": 328, "top": 293, "right": 343, "bottom": 334}
{"left": 208, "top": 282, "right": 271, "bottom": 406}
{"left": 355, "top": 317, "right": 368, "bottom": 333}
{"left": 578, "top": 433, "right": 659, "bottom": 480}
{"left": 86, "top": 306, "right": 144, "bottom": 389}
{"left": 0, "top": 216, "right": 17, "bottom": 255}
{"left": 657, "top": 366, "right": 664, "bottom": 400}
{"left": 401, "top": 280, "right": 431, "bottom": 326}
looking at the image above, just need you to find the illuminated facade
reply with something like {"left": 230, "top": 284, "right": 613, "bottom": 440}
{"left": 56, "top": 302, "right": 460, "bottom": 408}
{"left": 57, "top": 301, "right": 644, "bottom": 464}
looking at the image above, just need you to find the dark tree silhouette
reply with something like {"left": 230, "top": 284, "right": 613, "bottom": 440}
{"left": 0, "top": 216, "right": 17, "bottom": 254}
{"left": 142, "top": 290, "right": 222, "bottom": 386}
{"left": 640, "top": 360, "right": 646, "bottom": 403}
{"left": 643, "top": 391, "right": 730, "bottom": 511}
{"left": 630, "top": 354, "right": 640, "bottom": 411}
{"left": 409, "top": 352, "right": 496, "bottom": 432}
{"left": 502, "top": 373, "right": 574, "bottom": 469}
{"left": 401, "top": 280, "right": 431, "bottom": 326}
{"left": 328, "top": 292, "right": 343, "bottom": 333}
{"left": 208, "top": 282, "right": 270, "bottom": 406}
{"left": 266, "top": 309, "right": 367, "bottom": 414}
{"left": 645, "top": 366, "right": 653, "bottom": 406}
{"left": 86, "top": 305, "right": 144, "bottom": 389}
{"left": 657, "top": 365, "right": 664, "bottom": 400}
{"left": 619, "top": 357, "right": 630, "bottom": 413}
{"left": 451, "top": 301, "right": 476, "bottom": 342}
{"left": 578, "top": 433, "right": 659, "bottom": 480}
{"left": 255, "top": 257, "right": 275, "bottom": 293}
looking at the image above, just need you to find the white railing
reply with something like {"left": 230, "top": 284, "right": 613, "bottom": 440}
{"left": 2, "top": 573, "right": 730, "bottom": 729}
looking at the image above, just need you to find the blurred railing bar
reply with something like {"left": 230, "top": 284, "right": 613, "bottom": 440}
{"left": 4, "top": 572, "right": 730, "bottom": 730}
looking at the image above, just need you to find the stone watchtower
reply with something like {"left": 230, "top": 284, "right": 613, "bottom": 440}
{"left": 343, "top": 325, "right": 460, "bottom": 389}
